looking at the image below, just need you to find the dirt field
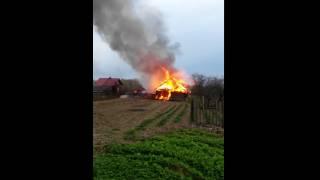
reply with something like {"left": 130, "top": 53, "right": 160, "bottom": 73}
{"left": 93, "top": 97, "right": 191, "bottom": 150}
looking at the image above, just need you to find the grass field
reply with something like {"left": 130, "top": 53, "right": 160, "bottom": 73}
{"left": 93, "top": 98, "right": 224, "bottom": 179}
{"left": 94, "top": 129, "right": 224, "bottom": 180}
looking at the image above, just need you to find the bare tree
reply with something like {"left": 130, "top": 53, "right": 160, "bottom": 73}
{"left": 191, "top": 74, "right": 224, "bottom": 101}
{"left": 192, "top": 73, "right": 207, "bottom": 95}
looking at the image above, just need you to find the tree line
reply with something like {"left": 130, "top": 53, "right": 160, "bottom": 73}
{"left": 191, "top": 74, "right": 224, "bottom": 102}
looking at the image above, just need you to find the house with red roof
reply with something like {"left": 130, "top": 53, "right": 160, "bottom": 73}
{"left": 93, "top": 77, "right": 123, "bottom": 96}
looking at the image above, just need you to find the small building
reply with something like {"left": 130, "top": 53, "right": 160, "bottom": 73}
{"left": 93, "top": 77, "right": 123, "bottom": 96}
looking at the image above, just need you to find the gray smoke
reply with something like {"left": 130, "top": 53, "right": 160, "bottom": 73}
{"left": 93, "top": 0, "right": 180, "bottom": 84}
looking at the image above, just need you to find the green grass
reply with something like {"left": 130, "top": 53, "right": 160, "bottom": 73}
{"left": 95, "top": 129, "right": 224, "bottom": 180}
{"left": 124, "top": 105, "right": 177, "bottom": 140}
{"left": 156, "top": 105, "right": 182, "bottom": 126}
{"left": 138, "top": 105, "right": 177, "bottom": 130}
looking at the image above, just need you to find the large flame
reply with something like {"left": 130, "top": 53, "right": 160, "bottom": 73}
{"left": 154, "top": 67, "right": 189, "bottom": 101}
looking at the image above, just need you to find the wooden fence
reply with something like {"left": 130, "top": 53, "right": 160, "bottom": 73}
{"left": 190, "top": 96, "right": 224, "bottom": 128}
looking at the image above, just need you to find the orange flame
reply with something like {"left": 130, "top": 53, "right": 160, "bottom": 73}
{"left": 154, "top": 67, "right": 189, "bottom": 101}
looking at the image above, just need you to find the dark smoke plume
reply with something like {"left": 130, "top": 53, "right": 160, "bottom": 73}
{"left": 93, "top": 0, "right": 180, "bottom": 88}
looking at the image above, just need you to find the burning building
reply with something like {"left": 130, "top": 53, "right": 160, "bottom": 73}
{"left": 93, "top": 0, "right": 192, "bottom": 100}
{"left": 153, "top": 67, "right": 191, "bottom": 101}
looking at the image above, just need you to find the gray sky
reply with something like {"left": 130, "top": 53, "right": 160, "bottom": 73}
{"left": 93, "top": 0, "right": 224, "bottom": 80}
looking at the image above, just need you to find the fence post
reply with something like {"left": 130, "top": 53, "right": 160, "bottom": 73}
{"left": 201, "top": 96, "right": 204, "bottom": 125}
{"left": 197, "top": 97, "right": 200, "bottom": 125}
{"left": 217, "top": 100, "right": 222, "bottom": 128}
{"left": 214, "top": 109, "right": 217, "bottom": 126}
{"left": 217, "top": 102, "right": 220, "bottom": 126}
{"left": 190, "top": 97, "right": 194, "bottom": 123}
{"left": 222, "top": 100, "right": 224, "bottom": 128}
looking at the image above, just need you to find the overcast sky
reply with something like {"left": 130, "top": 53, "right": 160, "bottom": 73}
{"left": 93, "top": 0, "right": 224, "bottom": 80}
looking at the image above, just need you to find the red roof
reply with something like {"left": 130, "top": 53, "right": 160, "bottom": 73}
{"left": 95, "top": 77, "right": 122, "bottom": 87}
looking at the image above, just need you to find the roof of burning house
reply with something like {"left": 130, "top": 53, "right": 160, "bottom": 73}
{"left": 95, "top": 77, "right": 123, "bottom": 87}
